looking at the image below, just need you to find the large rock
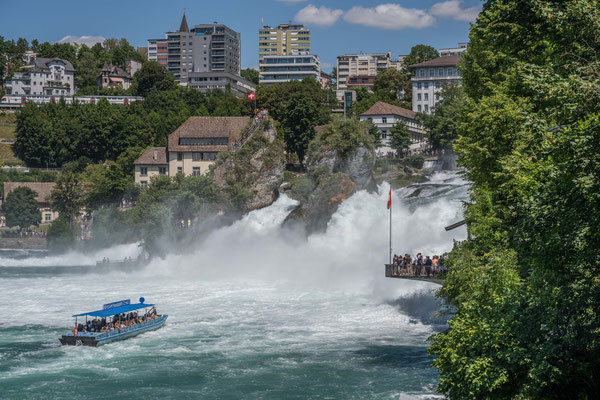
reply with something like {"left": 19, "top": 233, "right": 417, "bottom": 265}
{"left": 284, "top": 172, "right": 355, "bottom": 233}
{"left": 213, "top": 122, "right": 286, "bottom": 212}
{"left": 306, "top": 143, "right": 376, "bottom": 192}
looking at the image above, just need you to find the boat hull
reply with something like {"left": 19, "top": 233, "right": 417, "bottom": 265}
{"left": 59, "top": 315, "right": 168, "bottom": 347}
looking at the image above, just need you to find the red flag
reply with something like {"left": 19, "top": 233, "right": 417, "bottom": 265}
{"left": 72, "top": 326, "right": 78, "bottom": 338}
{"left": 248, "top": 92, "right": 256, "bottom": 101}
{"left": 387, "top": 187, "right": 392, "bottom": 210}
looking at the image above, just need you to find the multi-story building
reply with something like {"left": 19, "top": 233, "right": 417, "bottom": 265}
{"left": 4, "top": 57, "right": 75, "bottom": 96}
{"left": 133, "top": 117, "right": 251, "bottom": 187}
{"left": 98, "top": 63, "right": 133, "bottom": 90}
{"left": 258, "top": 53, "right": 320, "bottom": 86}
{"left": 439, "top": 42, "right": 468, "bottom": 57}
{"left": 147, "top": 38, "right": 168, "bottom": 67}
{"left": 125, "top": 60, "right": 142, "bottom": 76}
{"left": 409, "top": 55, "right": 462, "bottom": 114}
{"left": 336, "top": 52, "right": 395, "bottom": 91}
{"left": 258, "top": 24, "right": 310, "bottom": 63}
{"left": 186, "top": 71, "right": 255, "bottom": 96}
{"left": 164, "top": 14, "right": 241, "bottom": 85}
{"left": 359, "top": 101, "right": 424, "bottom": 152}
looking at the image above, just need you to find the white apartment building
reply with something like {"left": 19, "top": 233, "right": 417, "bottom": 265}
{"left": 4, "top": 57, "right": 75, "bottom": 96}
{"left": 359, "top": 101, "right": 424, "bottom": 152}
{"left": 259, "top": 53, "right": 320, "bottom": 86}
{"left": 439, "top": 42, "right": 468, "bottom": 57}
{"left": 409, "top": 55, "right": 462, "bottom": 114}
{"left": 336, "top": 52, "right": 393, "bottom": 91}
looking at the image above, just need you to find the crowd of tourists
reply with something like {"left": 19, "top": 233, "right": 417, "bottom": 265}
{"left": 391, "top": 253, "right": 447, "bottom": 278}
{"left": 78, "top": 308, "right": 159, "bottom": 334}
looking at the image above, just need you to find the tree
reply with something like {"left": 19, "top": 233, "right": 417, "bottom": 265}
{"left": 373, "top": 68, "right": 412, "bottom": 107}
{"left": 240, "top": 68, "right": 259, "bottom": 85}
{"left": 419, "top": 83, "right": 466, "bottom": 149}
{"left": 2, "top": 186, "right": 41, "bottom": 228}
{"left": 389, "top": 121, "right": 411, "bottom": 151}
{"left": 402, "top": 44, "right": 439, "bottom": 70}
{"left": 131, "top": 61, "right": 177, "bottom": 96}
{"left": 282, "top": 92, "right": 320, "bottom": 163}
{"left": 75, "top": 48, "right": 101, "bottom": 89}
{"left": 49, "top": 172, "right": 84, "bottom": 220}
{"left": 429, "top": 1, "right": 600, "bottom": 399}
{"left": 330, "top": 66, "right": 337, "bottom": 82}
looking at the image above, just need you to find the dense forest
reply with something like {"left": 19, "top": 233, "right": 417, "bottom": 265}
{"left": 430, "top": 1, "right": 600, "bottom": 399}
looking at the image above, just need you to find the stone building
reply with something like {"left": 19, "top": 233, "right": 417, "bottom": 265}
{"left": 1, "top": 182, "right": 58, "bottom": 226}
{"left": 359, "top": 101, "right": 424, "bottom": 152}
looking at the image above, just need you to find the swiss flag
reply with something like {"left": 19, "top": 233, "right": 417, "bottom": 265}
{"left": 387, "top": 187, "right": 392, "bottom": 210}
{"left": 248, "top": 92, "right": 256, "bottom": 101}
{"left": 72, "top": 326, "right": 78, "bottom": 338}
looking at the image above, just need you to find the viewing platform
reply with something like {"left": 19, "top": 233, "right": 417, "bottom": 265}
{"left": 384, "top": 264, "right": 444, "bottom": 285}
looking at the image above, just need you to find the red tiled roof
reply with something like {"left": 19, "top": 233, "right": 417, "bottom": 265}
{"left": 3, "top": 182, "right": 56, "bottom": 203}
{"left": 167, "top": 117, "right": 251, "bottom": 152}
{"left": 133, "top": 147, "right": 168, "bottom": 165}
{"left": 360, "top": 101, "right": 417, "bottom": 119}
{"left": 408, "top": 55, "right": 461, "bottom": 68}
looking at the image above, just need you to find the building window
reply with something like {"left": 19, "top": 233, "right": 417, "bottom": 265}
{"left": 424, "top": 82, "right": 429, "bottom": 89}
{"left": 381, "top": 133, "right": 387, "bottom": 139}
{"left": 418, "top": 105, "right": 422, "bottom": 112}
{"left": 429, "top": 69, "right": 434, "bottom": 77}
{"left": 417, "top": 93, "right": 421, "bottom": 101}
{"left": 447, "top": 68, "right": 453, "bottom": 76}
{"left": 424, "top": 105, "right": 429, "bottom": 112}
{"left": 192, "top": 167, "right": 201, "bottom": 176}
{"left": 424, "top": 93, "right": 429, "bottom": 101}
{"left": 177, "top": 152, "right": 183, "bottom": 161}
{"left": 382, "top": 117, "right": 387, "bottom": 124}
{"left": 45, "top": 214, "right": 51, "bottom": 222}
{"left": 438, "top": 68, "right": 444, "bottom": 76}
{"left": 435, "top": 81, "right": 441, "bottom": 89}
{"left": 159, "top": 167, "right": 167, "bottom": 175}
{"left": 140, "top": 181, "right": 148, "bottom": 189}
{"left": 177, "top": 166, "right": 183, "bottom": 174}
{"left": 140, "top": 167, "right": 148, "bottom": 176}
{"left": 417, "top": 82, "right": 422, "bottom": 89}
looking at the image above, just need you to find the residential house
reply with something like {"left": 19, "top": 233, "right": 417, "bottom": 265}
{"left": 1, "top": 182, "right": 58, "bottom": 226}
{"left": 359, "top": 101, "right": 424, "bottom": 153}
{"left": 133, "top": 117, "right": 251, "bottom": 187}
{"left": 4, "top": 57, "right": 75, "bottom": 96}
{"left": 98, "top": 63, "right": 133, "bottom": 90}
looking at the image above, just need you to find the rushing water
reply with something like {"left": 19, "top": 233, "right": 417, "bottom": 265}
{"left": 0, "top": 172, "right": 468, "bottom": 399}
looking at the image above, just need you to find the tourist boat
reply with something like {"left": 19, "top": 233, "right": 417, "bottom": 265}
{"left": 59, "top": 298, "right": 167, "bottom": 347}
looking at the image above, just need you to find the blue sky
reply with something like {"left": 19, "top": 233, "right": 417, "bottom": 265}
{"left": 0, "top": 0, "right": 479, "bottom": 71}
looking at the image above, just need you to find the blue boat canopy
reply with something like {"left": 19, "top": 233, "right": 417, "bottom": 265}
{"left": 72, "top": 302, "right": 154, "bottom": 318}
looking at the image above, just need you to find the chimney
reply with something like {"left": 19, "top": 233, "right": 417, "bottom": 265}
{"left": 153, "top": 150, "right": 157, "bottom": 161}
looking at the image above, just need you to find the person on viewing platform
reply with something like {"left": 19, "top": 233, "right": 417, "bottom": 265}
{"left": 424, "top": 256, "right": 432, "bottom": 277}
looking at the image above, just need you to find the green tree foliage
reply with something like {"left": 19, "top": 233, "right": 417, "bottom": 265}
{"left": 308, "top": 118, "right": 375, "bottom": 157}
{"left": 419, "top": 83, "right": 466, "bottom": 149}
{"left": 14, "top": 87, "right": 251, "bottom": 168}
{"left": 429, "top": 1, "right": 600, "bottom": 398}
{"left": 131, "top": 61, "right": 177, "bottom": 96}
{"left": 49, "top": 171, "right": 84, "bottom": 220}
{"left": 2, "top": 186, "right": 41, "bottom": 228}
{"left": 256, "top": 78, "right": 334, "bottom": 124}
{"left": 240, "top": 68, "right": 259, "bottom": 85}
{"left": 281, "top": 92, "right": 321, "bottom": 163}
{"left": 348, "top": 68, "right": 412, "bottom": 116}
{"left": 402, "top": 44, "right": 439, "bottom": 70}
{"left": 389, "top": 121, "right": 411, "bottom": 151}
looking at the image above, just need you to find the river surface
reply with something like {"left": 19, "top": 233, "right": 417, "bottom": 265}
{"left": 0, "top": 172, "right": 468, "bottom": 399}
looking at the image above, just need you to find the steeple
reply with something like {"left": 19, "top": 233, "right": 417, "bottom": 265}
{"left": 179, "top": 13, "right": 189, "bottom": 32}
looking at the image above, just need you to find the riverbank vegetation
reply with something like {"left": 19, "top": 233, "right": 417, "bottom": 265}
{"left": 429, "top": 1, "right": 600, "bottom": 398}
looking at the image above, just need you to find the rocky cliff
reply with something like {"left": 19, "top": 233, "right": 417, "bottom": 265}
{"left": 212, "top": 121, "right": 286, "bottom": 212}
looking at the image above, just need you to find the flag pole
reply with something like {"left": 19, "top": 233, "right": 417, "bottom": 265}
{"left": 389, "top": 192, "right": 392, "bottom": 265}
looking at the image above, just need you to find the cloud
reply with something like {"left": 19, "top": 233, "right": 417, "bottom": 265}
{"left": 343, "top": 4, "right": 436, "bottom": 30}
{"left": 275, "top": 0, "right": 307, "bottom": 3}
{"left": 56, "top": 35, "right": 105, "bottom": 47}
{"left": 429, "top": 0, "right": 480, "bottom": 22}
{"left": 295, "top": 5, "right": 344, "bottom": 27}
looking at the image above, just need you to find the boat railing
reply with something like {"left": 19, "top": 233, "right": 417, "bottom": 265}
{"left": 67, "top": 316, "right": 166, "bottom": 339}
